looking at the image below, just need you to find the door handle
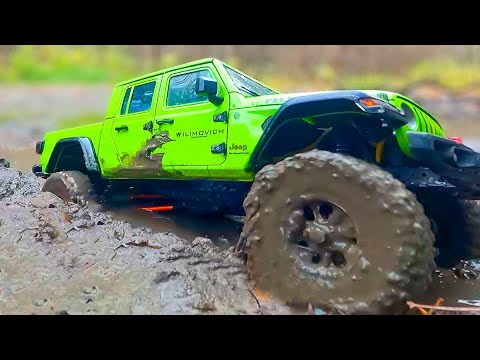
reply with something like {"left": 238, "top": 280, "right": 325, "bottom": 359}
{"left": 115, "top": 125, "right": 128, "bottom": 132}
{"left": 143, "top": 121, "right": 153, "bottom": 132}
{"left": 156, "top": 119, "right": 174, "bottom": 125}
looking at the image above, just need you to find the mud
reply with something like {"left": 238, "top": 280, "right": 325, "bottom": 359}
{"left": 112, "top": 131, "right": 180, "bottom": 178}
{"left": 242, "top": 150, "right": 436, "bottom": 314}
{"left": 0, "top": 160, "right": 480, "bottom": 314}
{"left": 130, "top": 131, "right": 173, "bottom": 168}
{"left": 0, "top": 162, "right": 297, "bottom": 314}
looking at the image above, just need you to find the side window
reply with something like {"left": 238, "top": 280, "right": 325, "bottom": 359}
{"left": 167, "top": 69, "right": 215, "bottom": 107}
{"left": 120, "top": 87, "right": 132, "bottom": 115}
{"left": 128, "top": 81, "right": 156, "bottom": 114}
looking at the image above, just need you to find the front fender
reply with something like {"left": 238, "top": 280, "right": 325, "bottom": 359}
{"left": 247, "top": 91, "right": 408, "bottom": 172}
{"left": 46, "top": 137, "right": 101, "bottom": 174}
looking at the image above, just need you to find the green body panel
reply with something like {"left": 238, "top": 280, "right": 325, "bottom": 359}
{"left": 40, "top": 122, "right": 104, "bottom": 171}
{"left": 363, "top": 90, "right": 445, "bottom": 156}
{"left": 38, "top": 58, "right": 447, "bottom": 182}
{"left": 153, "top": 63, "right": 229, "bottom": 177}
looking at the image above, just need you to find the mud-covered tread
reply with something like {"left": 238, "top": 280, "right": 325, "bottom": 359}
{"left": 463, "top": 200, "right": 480, "bottom": 259}
{"left": 242, "top": 150, "right": 435, "bottom": 315}
{"left": 41, "top": 171, "right": 93, "bottom": 206}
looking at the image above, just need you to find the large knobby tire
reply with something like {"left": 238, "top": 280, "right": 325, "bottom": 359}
{"left": 462, "top": 200, "right": 480, "bottom": 259}
{"left": 42, "top": 171, "right": 93, "bottom": 206}
{"left": 421, "top": 198, "right": 480, "bottom": 267}
{"left": 242, "top": 150, "right": 435, "bottom": 314}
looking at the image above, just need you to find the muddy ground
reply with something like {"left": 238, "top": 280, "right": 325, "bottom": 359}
{"left": 1, "top": 85, "right": 480, "bottom": 315}
{"left": 1, "top": 159, "right": 479, "bottom": 315}
{"left": 0, "top": 161, "right": 300, "bottom": 315}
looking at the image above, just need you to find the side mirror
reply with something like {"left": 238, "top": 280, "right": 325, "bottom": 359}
{"left": 195, "top": 77, "right": 224, "bottom": 105}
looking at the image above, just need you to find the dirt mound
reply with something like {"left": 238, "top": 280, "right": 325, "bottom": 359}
{"left": 0, "top": 163, "right": 293, "bottom": 315}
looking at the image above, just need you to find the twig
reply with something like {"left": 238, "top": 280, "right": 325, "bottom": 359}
{"left": 248, "top": 289, "right": 261, "bottom": 310}
{"left": 407, "top": 301, "right": 480, "bottom": 312}
{"left": 113, "top": 243, "right": 128, "bottom": 251}
{"left": 83, "top": 263, "right": 96, "bottom": 271}
{"left": 19, "top": 227, "right": 39, "bottom": 234}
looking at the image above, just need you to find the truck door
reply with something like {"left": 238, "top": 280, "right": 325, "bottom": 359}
{"left": 110, "top": 75, "right": 174, "bottom": 177}
{"left": 152, "top": 66, "right": 229, "bottom": 175}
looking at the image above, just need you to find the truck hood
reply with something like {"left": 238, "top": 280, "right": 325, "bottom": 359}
{"left": 238, "top": 91, "right": 327, "bottom": 108}
{"left": 236, "top": 89, "right": 399, "bottom": 109}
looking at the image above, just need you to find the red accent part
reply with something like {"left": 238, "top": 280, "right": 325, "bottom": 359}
{"left": 140, "top": 205, "right": 174, "bottom": 212}
{"left": 359, "top": 98, "right": 379, "bottom": 107}
{"left": 448, "top": 136, "right": 463, "bottom": 144}
{"left": 130, "top": 194, "right": 164, "bottom": 200}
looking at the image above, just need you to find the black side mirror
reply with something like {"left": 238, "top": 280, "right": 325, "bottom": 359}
{"left": 195, "top": 77, "right": 224, "bottom": 105}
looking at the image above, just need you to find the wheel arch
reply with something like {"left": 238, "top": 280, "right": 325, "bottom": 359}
{"left": 45, "top": 137, "right": 101, "bottom": 176}
{"left": 246, "top": 91, "right": 408, "bottom": 172}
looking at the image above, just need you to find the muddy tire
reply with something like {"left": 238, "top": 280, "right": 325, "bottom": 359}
{"left": 420, "top": 198, "right": 480, "bottom": 268}
{"left": 462, "top": 200, "right": 480, "bottom": 259}
{"left": 42, "top": 171, "right": 94, "bottom": 206}
{"left": 242, "top": 150, "right": 435, "bottom": 314}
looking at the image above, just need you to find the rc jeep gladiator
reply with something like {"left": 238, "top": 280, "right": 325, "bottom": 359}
{"left": 33, "top": 58, "right": 480, "bottom": 314}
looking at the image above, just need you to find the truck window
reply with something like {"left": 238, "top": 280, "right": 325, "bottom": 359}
{"left": 120, "top": 87, "right": 132, "bottom": 115}
{"left": 128, "top": 81, "right": 156, "bottom": 114}
{"left": 166, "top": 69, "right": 215, "bottom": 107}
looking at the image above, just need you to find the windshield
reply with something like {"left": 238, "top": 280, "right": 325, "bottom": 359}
{"left": 223, "top": 64, "right": 277, "bottom": 97}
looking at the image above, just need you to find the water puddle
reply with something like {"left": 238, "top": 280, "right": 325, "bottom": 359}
{"left": 103, "top": 206, "right": 243, "bottom": 249}
{"left": 2, "top": 145, "right": 480, "bottom": 313}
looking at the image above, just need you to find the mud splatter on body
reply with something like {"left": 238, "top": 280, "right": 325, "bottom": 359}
{"left": 110, "top": 131, "right": 180, "bottom": 178}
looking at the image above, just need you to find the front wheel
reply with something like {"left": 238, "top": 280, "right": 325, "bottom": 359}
{"left": 242, "top": 150, "right": 435, "bottom": 314}
{"left": 41, "top": 170, "right": 94, "bottom": 206}
{"left": 463, "top": 200, "right": 480, "bottom": 259}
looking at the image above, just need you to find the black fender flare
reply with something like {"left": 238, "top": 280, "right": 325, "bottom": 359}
{"left": 46, "top": 137, "right": 101, "bottom": 174}
{"left": 246, "top": 91, "right": 408, "bottom": 172}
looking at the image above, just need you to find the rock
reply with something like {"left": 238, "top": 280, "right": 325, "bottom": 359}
{"left": 81, "top": 286, "right": 98, "bottom": 295}
{"left": 153, "top": 270, "right": 180, "bottom": 283}
{"left": 32, "top": 298, "right": 48, "bottom": 307}
{"left": 0, "top": 158, "right": 10, "bottom": 168}
{"left": 192, "top": 237, "right": 214, "bottom": 248}
{"left": 30, "top": 192, "right": 63, "bottom": 209}
{"left": 54, "top": 310, "right": 69, "bottom": 315}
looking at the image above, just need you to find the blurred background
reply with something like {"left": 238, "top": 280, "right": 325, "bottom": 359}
{"left": 1, "top": 45, "right": 480, "bottom": 170}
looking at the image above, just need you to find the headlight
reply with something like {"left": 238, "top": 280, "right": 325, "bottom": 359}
{"left": 357, "top": 97, "right": 404, "bottom": 115}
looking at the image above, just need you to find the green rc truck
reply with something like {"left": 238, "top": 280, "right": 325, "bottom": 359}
{"left": 33, "top": 58, "right": 480, "bottom": 314}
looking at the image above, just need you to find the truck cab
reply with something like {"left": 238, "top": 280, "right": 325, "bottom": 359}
{"left": 97, "top": 58, "right": 278, "bottom": 180}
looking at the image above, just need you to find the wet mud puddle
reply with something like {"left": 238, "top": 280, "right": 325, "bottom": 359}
{"left": 417, "top": 261, "right": 480, "bottom": 308}
{"left": 103, "top": 205, "right": 244, "bottom": 249}
{"left": 3, "top": 147, "right": 480, "bottom": 313}
{"left": 104, "top": 205, "right": 480, "bottom": 313}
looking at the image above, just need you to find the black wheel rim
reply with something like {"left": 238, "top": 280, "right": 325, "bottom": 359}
{"left": 283, "top": 199, "right": 367, "bottom": 280}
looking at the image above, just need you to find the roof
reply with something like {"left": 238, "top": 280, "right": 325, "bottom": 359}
{"left": 115, "top": 57, "right": 217, "bottom": 87}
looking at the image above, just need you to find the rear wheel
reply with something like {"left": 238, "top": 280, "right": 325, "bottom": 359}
{"left": 463, "top": 200, "right": 480, "bottom": 259}
{"left": 242, "top": 150, "right": 435, "bottom": 314}
{"left": 421, "top": 198, "right": 480, "bottom": 268}
{"left": 41, "top": 171, "right": 94, "bottom": 206}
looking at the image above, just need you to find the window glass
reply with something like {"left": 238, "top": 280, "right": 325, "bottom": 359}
{"left": 128, "top": 81, "right": 156, "bottom": 114}
{"left": 120, "top": 87, "right": 131, "bottom": 115}
{"left": 167, "top": 69, "right": 215, "bottom": 107}
{"left": 223, "top": 64, "right": 277, "bottom": 97}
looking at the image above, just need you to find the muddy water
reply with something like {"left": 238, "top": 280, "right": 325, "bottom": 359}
{"left": 3, "top": 134, "right": 480, "bottom": 312}
{"left": 104, "top": 206, "right": 243, "bottom": 249}
{"left": 0, "top": 164, "right": 298, "bottom": 315}
{"left": 0, "top": 148, "right": 39, "bottom": 173}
